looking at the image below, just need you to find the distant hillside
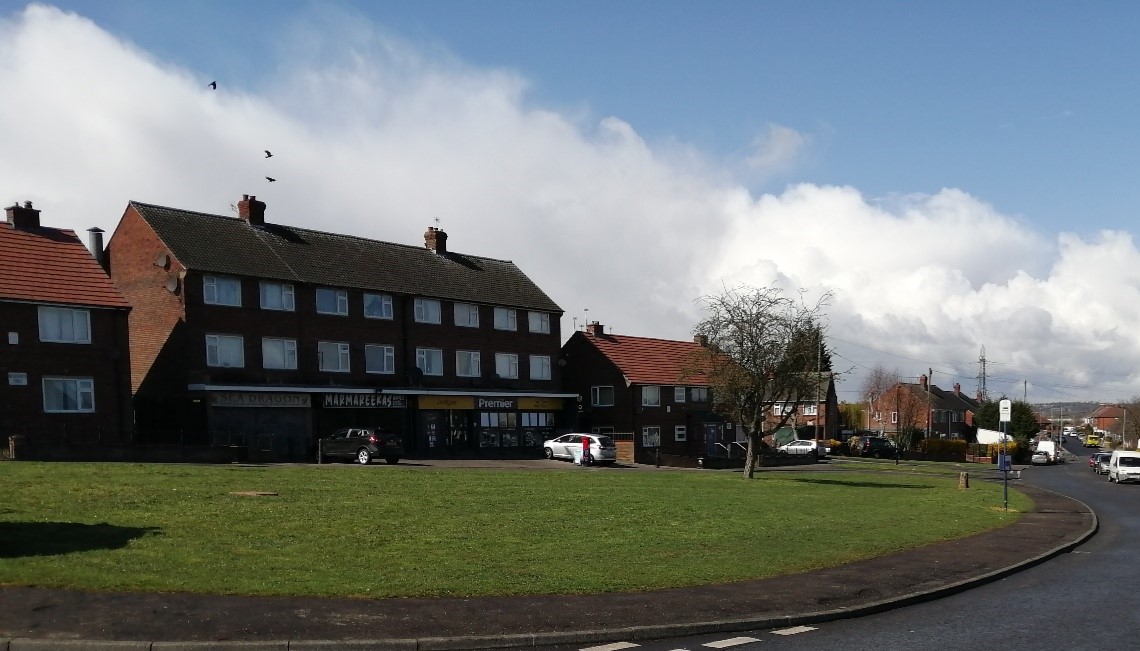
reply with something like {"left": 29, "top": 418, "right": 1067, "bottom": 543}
{"left": 1032, "top": 401, "right": 1099, "bottom": 420}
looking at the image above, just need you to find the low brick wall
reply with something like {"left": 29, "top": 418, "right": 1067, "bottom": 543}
{"left": 6, "top": 436, "right": 249, "bottom": 464}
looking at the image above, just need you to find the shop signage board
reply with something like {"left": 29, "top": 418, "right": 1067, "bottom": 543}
{"left": 210, "top": 393, "right": 311, "bottom": 408}
{"left": 322, "top": 393, "right": 407, "bottom": 408}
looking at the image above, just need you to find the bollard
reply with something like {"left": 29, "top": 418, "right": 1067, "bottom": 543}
{"left": 958, "top": 471, "right": 969, "bottom": 490}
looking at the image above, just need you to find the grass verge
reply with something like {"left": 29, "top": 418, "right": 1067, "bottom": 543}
{"left": 0, "top": 462, "right": 1031, "bottom": 598}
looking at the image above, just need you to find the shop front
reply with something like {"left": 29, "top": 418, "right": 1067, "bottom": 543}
{"left": 207, "top": 391, "right": 312, "bottom": 462}
{"left": 414, "top": 394, "right": 569, "bottom": 457}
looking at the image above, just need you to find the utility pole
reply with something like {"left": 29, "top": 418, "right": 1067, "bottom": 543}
{"left": 814, "top": 338, "right": 821, "bottom": 442}
{"left": 977, "top": 346, "right": 988, "bottom": 402}
{"left": 926, "top": 368, "right": 933, "bottom": 440}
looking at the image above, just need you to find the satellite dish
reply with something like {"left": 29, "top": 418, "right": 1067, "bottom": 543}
{"left": 154, "top": 252, "right": 170, "bottom": 269}
{"left": 164, "top": 275, "right": 180, "bottom": 294}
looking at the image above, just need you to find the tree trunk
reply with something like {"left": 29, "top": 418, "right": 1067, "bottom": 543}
{"left": 743, "top": 431, "right": 761, "bottom": 479}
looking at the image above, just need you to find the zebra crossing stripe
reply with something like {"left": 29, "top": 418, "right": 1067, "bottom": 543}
{"left": 581, "top": 643, "right": 640, "bottom": 651}
{"left": 702, "top": 637, "right": 760, "bottom": 648}
{"left": 772, "top": 625, "right": 817, "bottom": 636}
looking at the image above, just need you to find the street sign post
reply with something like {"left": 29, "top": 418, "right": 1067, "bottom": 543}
{"left": 1000, "top": 399, "right": 1012, "bottom": 510}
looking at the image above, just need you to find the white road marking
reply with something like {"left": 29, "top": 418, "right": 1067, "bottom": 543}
{"left": 772, "top": 626, "right": 817, "bottom": 636}
{"left": 702, "top": 637, "right": 760, "bottom": 648}
{"left": 582, "top": 643, "right": 640, "bottom": 651}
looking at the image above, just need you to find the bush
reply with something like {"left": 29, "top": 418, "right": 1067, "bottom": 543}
{"left": 986, "top": 441, "right": 1019, "bottom": 458}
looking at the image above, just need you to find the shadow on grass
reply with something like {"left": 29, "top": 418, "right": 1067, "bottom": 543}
{"left": 787, "top": 477, "right": 935, "bottom": 490}
{"left": 0, "top": 521, "right": 160, "bottom": 558}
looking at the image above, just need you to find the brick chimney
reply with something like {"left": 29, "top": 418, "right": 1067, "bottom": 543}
{"left": 919, "top": 374, "right": 928, "bottom": 390}
{"left": 694, "top": 334, "right": 708, "bottom": 347}
{"left": 425, "top": 227, "right": 448, "bottom": 254}
{"left": 6, "top": 201, "right": 40, "bottom": 228}
{"left": 238, "top": 194, "right": 266, "bottom": 226}
{"left": 587, "top": 322, "right": 604, "bottom": 337}
{"left": 953, "top": 382, "right": 961, "bottom": 396}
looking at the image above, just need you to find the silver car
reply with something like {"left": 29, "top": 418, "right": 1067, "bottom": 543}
{"left": 778, "top": 439, "right": 829, "bottom": 458}
{"left": 543, "top": 433, "right": 618, "bottom": 465}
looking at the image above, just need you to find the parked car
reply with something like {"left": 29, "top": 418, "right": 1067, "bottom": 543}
{"left": 1085, "top": 433, "right": 1101, "bottom": 448}
{"left": 1108, "top": 450, "right": 1140, "bottom": 483}
{"left": 318, "top": 427, "right": 403, "bottom": 465}
{"left": 543, "top": 433, "right": 618, "bottom": 465}
{"left": 778, "top": 439, "right": 829, "bottom": 458}
{"left": 1090, "top": 454, "right": 1098, "bottom": 469}
{"left": 853, "top": 436, "right": 897, "bottom": 459}
{"left": 1094, "top": 452, "right": 1113, "bottom": 475}
{"left": 1031, "top": 451, "right": 1051, "bottom": 465}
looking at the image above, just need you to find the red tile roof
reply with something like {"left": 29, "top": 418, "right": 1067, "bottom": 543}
{"left": 1090, "top": 404, "right": 1124, "bottom": 419}
{"left": 582, "top": 331, "right": 710, "bottom": 385}
{"left": 0, "top": 224, "right": 130, "bottom": 308}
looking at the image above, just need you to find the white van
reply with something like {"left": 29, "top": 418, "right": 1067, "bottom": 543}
{"left": 1108, "top": 450, "right": 1140, "bottom": 483}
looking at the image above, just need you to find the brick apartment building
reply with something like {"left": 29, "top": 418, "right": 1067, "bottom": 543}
{"left": 0, "top": 201, "right": 133, "bottom": 448}
{"left": 560, "top": 323, "right": 728, "bottom": 463}
{"left": 105, "top": 195, "right": 570, "bottom": 461}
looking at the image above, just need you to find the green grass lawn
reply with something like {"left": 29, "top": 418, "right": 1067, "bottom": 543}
{"left": 0, "top": 462, "right": 1031, "bottom": 598}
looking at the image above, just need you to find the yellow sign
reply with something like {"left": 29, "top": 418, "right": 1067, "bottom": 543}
{"left": 419, "top": 396, "right": 475, "bottom": 410}
{"left": 518, "top": 397, "right": 563, "bottom": 410}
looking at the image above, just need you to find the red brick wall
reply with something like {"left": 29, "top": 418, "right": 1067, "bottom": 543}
{"left": 0, "top": 300, "right": 132, "bottom": 443}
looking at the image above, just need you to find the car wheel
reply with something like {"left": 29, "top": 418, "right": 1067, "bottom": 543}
{"left": 356, "top": 448, "right": 372, "bottom": 465}
{"left": 871, "top": 450, "right": 882, "bottom": 459}
{"left": 385, "top": 457, "right": 399, "bottom": 465}
{"left": 544, "top": 447, "right": 554, "bottom": 460}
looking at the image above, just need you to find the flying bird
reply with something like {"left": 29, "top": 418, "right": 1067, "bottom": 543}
{"left": 208, "top": 81, "right": 217, "bottom": 90}
{"left": 264, "top": 150, "right": 273, "bottom": 158}
{"left": 265, "top": 176, "right": 276, "bottom": 182}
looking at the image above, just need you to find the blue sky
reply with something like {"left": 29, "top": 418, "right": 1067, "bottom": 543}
{"left": 4, "top": 1, "right": 1140, "bottom": 403}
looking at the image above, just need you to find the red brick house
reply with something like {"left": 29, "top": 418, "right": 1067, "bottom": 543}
{"left": 1087, "top": 404, "right": 1124, "bottom": 438}
{"left": 105, "top": 195, "right": 569, "bottom": 461}
{"left": 869, "top": 375, "right": 979, "bottom": 445}
{"left": 0, "top": 201, "right": 133, "bottom": 449}
{"left": 559, "top": 323, "right": 729, "bottom": 463}
{"left": 764, "top": 373, "right": 840, "bottom": 445}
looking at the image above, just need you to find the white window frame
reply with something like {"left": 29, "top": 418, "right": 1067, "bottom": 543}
{"left": 675, "top": 425, "right": 688, "bottom": 442}
{"left": 416, "top": 347, "right": 444, "bottom": 376}
{"left": 261, "top": 337, "right": 297, "bottom": 370}
{"left": 643, "top": 426, "right": 661, "bottom": 448}
{"left": 529, "top": 355, "right": 551, "bottom": 380}
{"left": 363, "top": 293, "right": 394, "bottom": 320}
{"left": 454, "top": 303, "right": 480, "bottom": 328}
{"left": 891, "top": 411, "right": 898, "bottom": 424}
{"left": 318, "top": 341, "right": 351, "bottom": 372}
{"left": 37, "top": 306, "right": 91, "bottom": 344}
{"left": 414, "top": 298, "right": 442, "bottom": 324}
{"left": 803, "top": 404, "right": 818, "bottom": 416}
{"left": 495, "top": 353, "right": 519, "bottom": 379}
{"left": 456, "top": 350, "right": 482, "bottom": 377}
{"left": 203, "top": 275, "right": 241, "bottom": 306}
{"left": 42, "top": 377, "right": 95, "bottom": 413}
{"left": 591, "top": 385, "right": 614, "bottom": 407}
{"left": 316, "top": 287, "right": 349, "bottom": 316}
{"left": 206, "top": 334, "right": 245, "bottom": 368}
{"left": 365, "top": 344, "right": 395, "bottom": 374}
{"left": 259, "top": 281, "right": 295, "bottom": 312}
{"left": 642, "top": 385, "right": 661, "bottom": 407}
{"left": 673, "top": 387, "right": 686, "bottom": 403}
{"left": 493, "top": 307, "right": 517, "bottom": 331}
{"left": 528, "top": 311, "right": 550, "bottom": 334}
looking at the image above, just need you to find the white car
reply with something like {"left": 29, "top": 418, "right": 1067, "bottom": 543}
{"left": 542, "top": 433, "right": 618, "bottom": 465}
{"left": 1108, "top": 450, "right": 1140, "bottom": 483}
{"left": 778, "top": 439, "right": 829, "bottom": 458}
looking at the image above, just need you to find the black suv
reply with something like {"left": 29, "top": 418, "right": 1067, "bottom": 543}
{"left": 318, "top": 428, "right": 403, "bottom": 465}
{"left": 853, "top": 436, "right": 897, "bottom": 459}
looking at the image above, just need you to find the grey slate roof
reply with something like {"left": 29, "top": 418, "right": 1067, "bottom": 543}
{"left": 130, "top": 201, "right": 562, "bottom": 313}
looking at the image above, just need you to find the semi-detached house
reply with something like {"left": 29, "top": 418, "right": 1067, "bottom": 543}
{"left": 105, "top": 194, "right": 571, "bottom": 461}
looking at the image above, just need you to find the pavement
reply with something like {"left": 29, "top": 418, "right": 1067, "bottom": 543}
{"left": 0, "top": 462, "right": 1097, "bottom": 651}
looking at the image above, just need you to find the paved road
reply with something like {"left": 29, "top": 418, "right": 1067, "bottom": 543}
{"left": 531, "top": 440, "right": 1134, "bottom": 651}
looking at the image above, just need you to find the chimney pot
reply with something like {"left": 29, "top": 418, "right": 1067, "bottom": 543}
{"left": 425, "top": 226, "right": 448, "bottom": 254}
{"left": 238, "top": 194, "right": 266, "bottom": 226}
{"left": 6, "top": 200, "right": 41, "bottom": 228}
{"left": 86, "top": 227, "right": 106, "bottom": 268}
{"left": 587, "top": 321, "right": 604, "bottom": 337}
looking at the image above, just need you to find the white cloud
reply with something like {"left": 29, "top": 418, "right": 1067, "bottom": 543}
{"left": 3, "top": 4, "right": 1140, "bottom": 402}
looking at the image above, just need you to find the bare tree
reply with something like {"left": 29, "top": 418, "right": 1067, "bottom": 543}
{"left": 687, "top": 285, "right": 832, "bottom": 479}
{"left": 861, "top": 363, "right": 897, "bottom": 431}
